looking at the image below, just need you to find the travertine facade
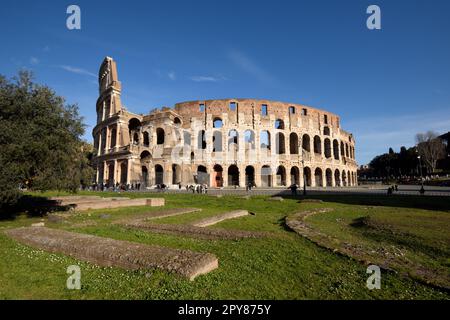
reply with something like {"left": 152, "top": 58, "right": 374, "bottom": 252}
{"left": 92, "top": 57, "right": 358, "bottom": 188}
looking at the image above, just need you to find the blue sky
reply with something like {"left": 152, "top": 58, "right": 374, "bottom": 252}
{"left": 1, "top": 0, "right": 450, "bottom": 164}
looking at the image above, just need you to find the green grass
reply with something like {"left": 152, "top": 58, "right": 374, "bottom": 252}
{"left": 0, "top": 191, "right": 449, "bottom": 299}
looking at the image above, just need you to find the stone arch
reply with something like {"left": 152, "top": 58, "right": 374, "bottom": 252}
{"left": 174, "top": 117, "right": 182, "bottom": 126}
{"left": 213, "top": 117, "right": 223, "bottom": 128}
{"left": 342, "top": 170, "right": 347, "bottom": 186}
{"left": 302, "top": 134, "right": 311, "bottom": 152}
{"left": 156, "top": 128, "right": 165, "bottom": 145}
{"left": 244, "top": 130, "right": 255, "bottom": 149}
{"left": 348, "top": 170, "right": 351, "bottom": 186}
{"left": 227, "top": 165, "right": 239, "bottom": 187}
{"left": 212, "top": 131, "right": 222, "bottom": 152}
{"left": 340, "top": 141, "right": 345, "bottom": 157}
{"left": 198, "top": 130, "right": 206, "bottom": 150}
{"left": 261, "top": 165, "right": 272, "bottom": 187}
{"left": 172, "top": 164, "right": 181, "bottom": 185}
{"left": 228, "top": 130, "right": 239, "bottom": 151}
{"left": 314, "top": 136, "right": 322, "bottom": 155}
{"left": 276, "top": 132, "right": 286, "bottom": 154}
{"left": 120, "top": 162, "right": 127, "bottom": 184}
{"left": 345, "top": 143, "right": 349, "bottom": 157}
{"left": 260, "top": 130, "right": 271, "bottom": 150}
{"left": 326, "top": 168, "right": 333, "bottom": 187}
{"left": 289, "top": 132, "right": 299, "bottom": 154}
{"left": 323, "top": 126, "right": 330, "bottom": 136}
{"left": 275, "top": 119, "right": 285, "bottom": 130}
{"left": 140, "top": 150, "right": 152, "bottom": 161}
{"left": 276, "top": 165, "right": 287, "bottom": 186}
{"left": 196, "top": 165, "right": 208, "bottom": 185}
{"left": 335, "top": 169, "right": 341, "bottom": 187}
{"left": 213, "top": 164, "right": 223, "bottom": 187}
{"left": 290, "top": 166, "right": 300, "bottom": 185}
{"left": 110, "top": 127, "right": 117, "bottom": 148}
{"left": 155, "top": 164, "right": 163, "bottom": 185}
{"left": 143, "top": 131, "right": 150, "bottom": 147}
{"left": 303, "top": 167, "right": 312, "bottom": 187}
{"left": 324, "top": 138, "right": 332, "bottom": 158}
{"left": 333, "top": 139, "right": 339, "bottom": 160}
{"left": 314, "top": 168, "right": 323, "bottom": 187}
{"left": 141, "top": 166, "right": 148, "bottom": 188}
{"left": 245, "top": 166, "right": 255, "bottom": 186}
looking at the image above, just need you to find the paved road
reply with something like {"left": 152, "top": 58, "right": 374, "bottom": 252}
{"left": 125, "top": 185, "right": 450, "bottom": 197}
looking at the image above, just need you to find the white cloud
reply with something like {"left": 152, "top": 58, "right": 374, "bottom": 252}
{"left": 168, "top": 71, "right": 176, "bottom": 80}
{"left": 228, "top": 49, "right": 275, "bottom": 85}
{"left": 30, "top": 57, "right": 40, "bottom": 65}
{"left": 190, "top": 75, "right": 220, "bottom": 82}
{"left": 59, "top": 65, "right": 97, "bottom": 78}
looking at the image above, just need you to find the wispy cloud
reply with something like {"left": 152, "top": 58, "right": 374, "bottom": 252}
{"left": 43, "top": 46, "right": 50, "bottom": 52}
{"left": 189, "top": 75, "right": 221, "bottom": 82}
{"left": 168, "top": 71, "right": 176, "bottom": 80}
{"left": 30, "top": 57, "right": 40, "bottom": 65}
{"left": 59, "top": 65, "right": 97, "bottom": 78}
{"left": 228, "top": 49, "right": 275, "bottom": 85}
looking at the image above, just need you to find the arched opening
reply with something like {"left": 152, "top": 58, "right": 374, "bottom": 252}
{"left": 198, "top": 130, "right": 206, "bottom": 150}
{"left": 227, "top": 165, "right": 239, "bottom": 187}
{"left": 324, "top": 138, "right": 332, "bottom": 158}
{"left": 326, "top": 169, "right": 333, "bottom": 187}
{"left": 172, "top": 164, "right": 181, "bottom": 185}
{"left": 213, "top": 117, "right": 223, "bottom": 128}
{"left": 315, "top": 168, "right": 323, "bottom": 187}
{"left": 213, "top": 164, "right": 223, "bottom": 187}
{"left": 334, "top": 169, "right": 341, "bottom": 187}
{"left": 244, "top": 130, "right": 255, "bottom": 150}
{"left": 345, "top": 143, "right": 349, "bottom": 157}
{"left": 196, "top": 165, "right": 208, "bottom": 185}
{"left": 140, "top": 150, "right": 152, "bottom": 161}
{"left": 156, "top": 128, "right": 165, "bottom": 145}
{"left": 245, "top": 166, "right": 255, "bottom": 186}
{"left": 190, "top": 152, "right": 195, "bottom": 163}
{"left": 289, "top": 133, "right": 299, "bottom": 154}
{"left": 228, "top": 130, "right": 238, "bottom": 151}
{"left": 348, "top": 170, "right": 351, "bottom": 186}
{"left": 340, "top": 141, "right": 345, "bottom": 157}
{"left": 143, "top": 132, "right": 150, "bottom": 147}
{"left": 323, "top": 126, "right": 330, "bottom": 136}
{"left": 333, "top": 140, "right": 339, "bottom": 160}
{"left": 276, "top": 166, "right": 287, "bottom": 186}
{"left": 174, "top": 117, "right": 181, "bottom": 126}
{"left": 276, "top": 132, "right": 285, "bottom": 154}
{"left": 260, "top": 131, "right": 271, "bottom": 150}
{"left": 110, "top": 127, "right": 117, "bottom": 148}
{"left": 314, "top": 136, "right": 322, "bottom": 155}
{"left": 155, "top": 164, "right": 164, "bottom": 185}
{"left": 342, "top": 171, "right": 347, "bottom": 186}
{"left": 128, "top": 118, "right": 141, "bottom": 131}
{"left": 141, "top": 166, "right": 148, "bottom": 188}
{"left": 212, "top": 131, "right": 222, "bottom": 152}
{"left": 290, "top": 166, "right": 300, "bottom": 185}
{"left": 303, "top": 167, "right": 312, "bottom": 187}
{"left": 120, "top": 162, "right": 127, "bottom": 184}
{"left": 275, "top": 119, "right": 285, "bottom": 130}
{"left": 302, "top": 134, "right": 310, "bottom": 152}
{"left": 261, "top": 165, "right": 272, "bottom": 187}
{"left": 133, "top": 132, "right": 139, "bottom": 145}
{"left": 107, "top": 163, "right": 115, "bottom": 187}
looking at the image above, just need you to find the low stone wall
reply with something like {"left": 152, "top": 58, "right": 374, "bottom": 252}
{"left": 5, "top": 227, "right": 218, "bottom": 281}
{"left": 114, "top": 208, "right": 201, "bottom": 225}
{"left": 73, "top": 198, "right": 165, "bottom": 211}
{"left": 192, "top": 210, "right": 249, "bottom": 227}
{"left": 122, "top": 221, "right": 266, "bottom": 240}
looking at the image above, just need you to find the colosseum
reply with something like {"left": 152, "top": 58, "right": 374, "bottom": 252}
{"left": 92, "top": 57, "right": 358, "bottom": 189}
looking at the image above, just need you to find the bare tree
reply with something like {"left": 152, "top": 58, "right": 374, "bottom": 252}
{"left": 415, "top": 131, "right": 446, "bottom": 173}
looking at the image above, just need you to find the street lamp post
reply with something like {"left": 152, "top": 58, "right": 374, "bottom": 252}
{"left": 417, "top": 155, "right": 423, "bottom": 184}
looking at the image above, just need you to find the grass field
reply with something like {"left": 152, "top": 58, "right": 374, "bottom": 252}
{"left": 0, "top": 191, "right": 449, "bottom": 300}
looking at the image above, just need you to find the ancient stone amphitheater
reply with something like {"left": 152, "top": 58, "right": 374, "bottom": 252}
{"left": 92, "top": 57, "right": 358, "bottom": 189}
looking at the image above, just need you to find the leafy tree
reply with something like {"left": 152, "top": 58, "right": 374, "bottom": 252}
{"left": 0, "top": 71, "right": 94, "bottom": 211}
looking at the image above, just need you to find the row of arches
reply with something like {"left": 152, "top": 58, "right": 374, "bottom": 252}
{"left": 139, "top": 163, "right": 358, "bottom": 188}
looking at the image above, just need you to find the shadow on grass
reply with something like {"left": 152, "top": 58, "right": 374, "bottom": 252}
{"left": 277, "top": 193, "right": 450, "bottom": 212}
{"left": 0, "top": 195, "right": 71, "bottom": 220}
